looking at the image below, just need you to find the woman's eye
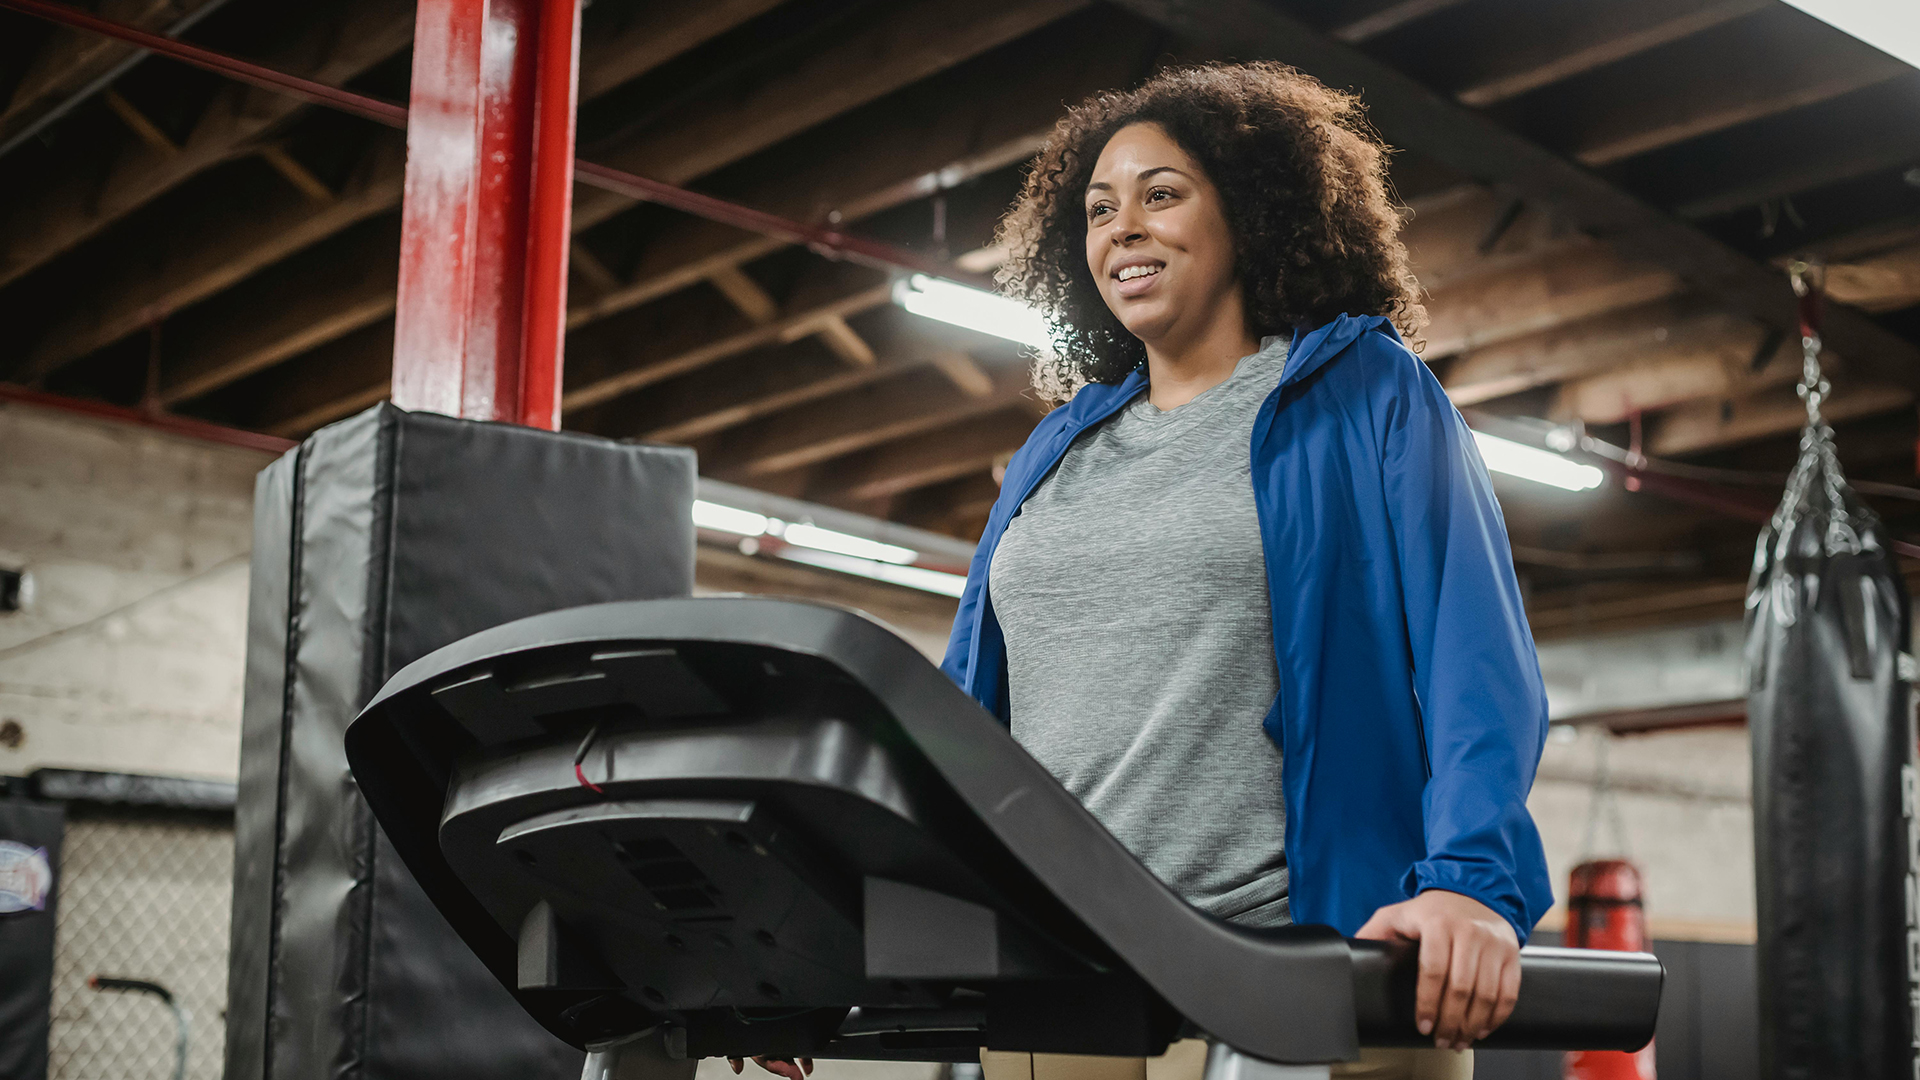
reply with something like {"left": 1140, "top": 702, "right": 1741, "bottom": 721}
{"left": 1088, "top": 204, "right": 1112, "bottom": 220}
{"left": 1146, "top": 187, "right": 1174, "bottom": 203}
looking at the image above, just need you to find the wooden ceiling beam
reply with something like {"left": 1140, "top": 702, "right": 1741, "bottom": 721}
{"left": 156, "top": 215, "right": 400, "bottom": 404}
{"left": 563, "top": 266, "right": 895, "bottom": 413}
{"left": 1399, "top": 185, "right": 1582, "bottom": 292}
{"left": 1649, "top": 380, "right": 1915, "bottom": 457}
{"left": 889, "top": 471, "right": 1002, "bottom": 537}
{"left": 17, "top": 135, "right": 407, "bottom": 382}
{"left": 1826, "top": 241, "right": 1920, "bottom": 315}
{"left": 1421, "top": 240, "right": 1684, "bottom": 358}
{"left": 1106, "top": 0, "right": 1920, "bottom": 388}
{"left": 12, "top": 0, "right": 831, "bottom": 386}
{"left": 1452, "top": 0, "right": 1764, "bottom": 107}
{"left": 86, "top": 0, "right": 1095, "bottom": 403}
{"left": 809, "top": 406, "right": 1038, "bottom": 503}
{"left": 594, "top": 313, "right": 1017, "bottom": 444}
{"left": 577, "top": 0, "right": 790, "bottom": 100}
{"left": 1643, "top": 74, "right": 1920, "bottom": 221}
{"left": 1549, "top": 323, "right": 1794, "bottom": 425}
{"left": 700, "top": 363, "right": 1032, "bottom": 479}
{"left": 222, "top": 320, "right": 396, "bottom": 437}
{"left": 0, "top": 0, "right": 229, "bottom": 152}
{"left": 1443, "top": 297, "right": 1729, "bottom": 406}
{"left": 562, "top": 11, "right": 1162, "bottom": 332}
{"left": 568, "top": 0, "right": 1088, "bottom": 233}
{"left": 1329, "top": 0, "right": 1469, "bottom": 44}
{"left": 707, "top": 263, "right": 877, "bottom": 368}
{"left": 0, "top": 0, "right": 415, "bottom": 293}
{"left": 607, "top": 340, "right": 893, "bottom": 445}
{"left": 1512, "top": 11, "right": 1912, "bottom": 167}
{"left": 1526, "top": 579, "right": 1749, "bottom": 638}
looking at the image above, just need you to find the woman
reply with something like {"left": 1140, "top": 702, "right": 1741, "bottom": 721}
{"left": 734, "top": 62, "right": 1553, "bottom": 1080}
{"left": 943, "top": 62, "right": 1553, "bottom": 1080}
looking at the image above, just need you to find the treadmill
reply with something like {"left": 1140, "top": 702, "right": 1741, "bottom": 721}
{"left": 345, "top": 597, "right": 1662, "bottom": 1080}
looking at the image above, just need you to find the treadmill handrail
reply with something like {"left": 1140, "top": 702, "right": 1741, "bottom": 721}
{"left": 350, "top": 597, "right": 1661, "bottom": 1063}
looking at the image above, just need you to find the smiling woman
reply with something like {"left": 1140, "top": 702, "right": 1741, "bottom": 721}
{"left": 996, "top": 62, "right": 1426, "bottom": 403}
{"left": 929, "top": 60, "right": 1557, "bottom": 1080}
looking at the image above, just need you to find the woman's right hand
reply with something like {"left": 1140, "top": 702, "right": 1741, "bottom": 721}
{"left": 728, "top": 1056, "right": 814, "bottom": 1080}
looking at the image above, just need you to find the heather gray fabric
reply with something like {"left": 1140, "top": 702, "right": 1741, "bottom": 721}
{"left": 988, "top": 337, "right": 1292, "bottom": 928}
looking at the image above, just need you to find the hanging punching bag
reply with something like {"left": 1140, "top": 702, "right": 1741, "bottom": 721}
{"left": 1745, "top": 271, "right": 1916, "bottom": 1080}
{"left": 1563, "top": 860, "right": 1655, "bottom": 1080}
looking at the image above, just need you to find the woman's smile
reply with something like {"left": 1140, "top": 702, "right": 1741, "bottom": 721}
{"left": 1110, "top": 255, "right": 1165, "bottom": 298}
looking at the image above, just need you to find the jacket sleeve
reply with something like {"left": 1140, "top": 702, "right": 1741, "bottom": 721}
{"left": 939, "top": 532, "right": 996, "bottom": 688}
{"left": 1378, "top": 345, "right": 1556, "bottom": 942}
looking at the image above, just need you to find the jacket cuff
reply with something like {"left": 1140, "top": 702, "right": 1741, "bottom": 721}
{"left": 1406, "top": 859, "right": 1535, "bottom": 945}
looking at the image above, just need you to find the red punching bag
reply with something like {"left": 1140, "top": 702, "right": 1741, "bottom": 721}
{"left": 1563, "top": 860, "right": 1656, "bottom": 1080}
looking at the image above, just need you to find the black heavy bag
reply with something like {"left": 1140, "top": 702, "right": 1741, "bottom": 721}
{"left": 1745, "top": 308, "right": 1915, "bottom": 1080}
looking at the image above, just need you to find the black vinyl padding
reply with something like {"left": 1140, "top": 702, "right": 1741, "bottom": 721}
{"left": 348, "top": 597, "right": 1661, "bottom": 1064}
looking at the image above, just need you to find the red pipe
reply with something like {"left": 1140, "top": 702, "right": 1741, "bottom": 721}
{"left": 0, "top": 0, "right": 983, "bottom": 287}
{"left": 1584, "top": 451, "right": 1920, "bottom": 560}
{"left": 0, "top": 382, "right": 297, "bottom": 454}
{"left": 521, "top": 0, "right": 583, "bottom": 430}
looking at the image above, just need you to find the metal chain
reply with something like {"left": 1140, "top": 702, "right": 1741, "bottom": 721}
{"left": 1773, "top": 262, "right": 1862, "bottom": 557}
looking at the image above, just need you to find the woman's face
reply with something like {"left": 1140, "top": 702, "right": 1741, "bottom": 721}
{"left": 1083, "top": 122, "right": 1240, "bottom": 351}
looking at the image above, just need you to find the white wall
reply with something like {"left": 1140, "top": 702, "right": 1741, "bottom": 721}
{"left": 0, "top": 401, "right": 272, "bottom": 782}
{"left": 1531, "top": 725, "right": 1754, "bottom": 938}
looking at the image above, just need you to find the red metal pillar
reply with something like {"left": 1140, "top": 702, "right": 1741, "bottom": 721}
{"left": 391, "top": 0, "right": 581, "bottom": 429}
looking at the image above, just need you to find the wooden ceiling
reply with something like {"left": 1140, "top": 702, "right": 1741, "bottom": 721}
{"left": 2, "top": 0, "right": 1919, "bottom": 634}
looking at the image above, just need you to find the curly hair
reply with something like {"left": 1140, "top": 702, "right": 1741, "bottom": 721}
{"left": 996, "top": 62, "right": 1426, "bottom": 402}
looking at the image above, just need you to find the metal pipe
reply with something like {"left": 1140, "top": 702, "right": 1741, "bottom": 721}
{"left": 88, "top": 976, "right": 190, "bottom": 1080}
{"left": 0, "top": 382, "right": 296, "bottom": 454}
{"left": 0, "top": 0, "right": 239, "bottom": 161}
{"left": 0, "top": 0, "right": 983, "bottom": 286}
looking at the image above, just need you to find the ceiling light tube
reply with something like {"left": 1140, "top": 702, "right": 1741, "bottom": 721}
{"left": 892, "top": 274, "right": 1054, "bottom": 351}
{"left": 692, "top": 499, "right": 770, "bottom": 536}
{"left": 782, "top": 522, "right": 918, "bottom": 565}
{"left": 1472, "top": 431, "right": 1605, "bottom": 492}
{"left": 777, "top": 548, "right": 967, "bottom": 597}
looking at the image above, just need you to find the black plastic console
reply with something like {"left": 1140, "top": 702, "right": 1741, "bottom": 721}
{"left": 346, "top": 598, "right": 1662, "bottom": 1065}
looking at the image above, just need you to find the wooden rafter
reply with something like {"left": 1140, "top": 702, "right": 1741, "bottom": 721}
{"left": 1104, "top": 0, "right": 1920, "bottom": 389}
{"left": 812, "top": 407, "right": 1039, "bottom": 503}
{"left": 0, "top": 0, "right": 415, "bottom": 294}
{"left": 1649, "top": 381, "right": 1915, "bottom": 457}
{"left": 0, "top": 0, "right": 226, "bottom": 150}
{"left": 1450, "top": 0, "right": 1765, "bottom": 107}
{"left": 204, "top": 13, "right": 1163, "bottom": 429}
{"left": 565, "top": 0, "right": 1091, "bottom": 234}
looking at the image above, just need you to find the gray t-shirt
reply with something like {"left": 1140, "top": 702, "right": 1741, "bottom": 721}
{"left": 988, "top": 337, "right": 1292, "bottom": 927}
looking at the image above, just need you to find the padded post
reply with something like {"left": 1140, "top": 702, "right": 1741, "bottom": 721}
{"left": 226, "top": 405, "right": 696, "bottom": 1080}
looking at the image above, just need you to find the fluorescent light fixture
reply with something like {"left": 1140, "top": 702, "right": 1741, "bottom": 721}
{"left": 1473, "top": 431, "right": 1604, "bottom": 492}
{"left": 778, "top": 548, "right": 967, "bottom": 598}
{"left": 1780, "top": 1, "right": 1920, "bottom": 69}
{"left": 892, "top": 274, "right": 1053, "bottom": 352}
{"left": 692, "top": 499, "right": 769, "bottom": 536}
{"left": 782, "top": 522, "right": 918, "bottom": 565}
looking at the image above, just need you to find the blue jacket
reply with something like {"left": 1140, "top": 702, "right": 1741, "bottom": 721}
{"left": 940, "top": 314, "right": 1555, "bottom": 942}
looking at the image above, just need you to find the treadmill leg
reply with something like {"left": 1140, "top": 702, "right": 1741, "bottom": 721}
{"left": 582, "top": 1028, "right": 700, "bottom": 1080}
{"left": 1202, "top": 1042, "right": 1331, "bottom": 1080}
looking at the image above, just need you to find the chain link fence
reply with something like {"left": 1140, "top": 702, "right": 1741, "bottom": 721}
{"left": 49, "top": 811, "right": 233, "bottom": 1080}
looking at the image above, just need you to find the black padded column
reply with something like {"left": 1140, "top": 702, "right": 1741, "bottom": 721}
{"left": 225, "top": 404, "right": 695, "bottom": 1080}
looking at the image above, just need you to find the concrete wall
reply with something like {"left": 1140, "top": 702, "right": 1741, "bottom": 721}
{"left": 0, "top": 401, "right": 272, "bottom": 782}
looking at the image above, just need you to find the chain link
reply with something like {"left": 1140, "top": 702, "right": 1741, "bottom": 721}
{"left": 1774, "top": 265, "right": 1863, "bottom": 557}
